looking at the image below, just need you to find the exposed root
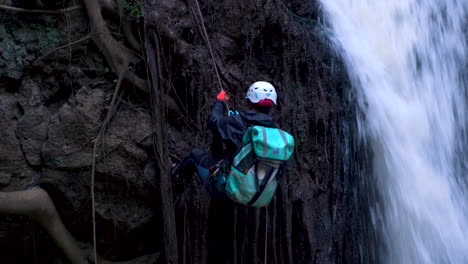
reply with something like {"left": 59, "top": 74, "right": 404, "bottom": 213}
{"left": 123, "top": 21, "right": 141, "bottom": 51}
{"left": 81, "top": 1, "right": 151, "bottom": 258}
{"left": 32, "top": 35, "right": 92, "bottom": 64}
{"left": 125, "top": 71, "right": 147, "bottom": 91}
{"left": 90, "top": 71, "right": 126, "bottom": 264}
{"left": 144, "top": 27, "right": 179, "bottom": 263}
{"left": 0, "top": 188, "right": 160, "bottom": 263}
{"left": 83, "top": 0, "right": 147, "bottom": 93}
{"left": 0, "top": 4, "right": 81, "bottom": 14}
{"left": 21, "top": 34, "right": 92, "bottom": 79}
{"left": 98, "top": 0, "right": 117, "bottom": 12}
{"left": 0, "top": 188, "right": 89, "bottom": 264}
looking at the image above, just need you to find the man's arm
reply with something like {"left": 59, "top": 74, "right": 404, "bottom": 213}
{"left": 207, "top": 100, "right": 227, "bottom": 132}
{"left": 207, "top": 100, "right": 228, "bottom": 158}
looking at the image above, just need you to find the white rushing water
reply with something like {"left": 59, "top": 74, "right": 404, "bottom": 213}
{"left": 319, "top": 1, "right": 468, "bottom": 263}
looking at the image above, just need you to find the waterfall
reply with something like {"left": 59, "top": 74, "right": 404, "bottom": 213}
{"left": 319, "top": 1, "right": 468, "bottom": 263}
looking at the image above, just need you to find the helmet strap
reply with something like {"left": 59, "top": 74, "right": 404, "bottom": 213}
{"left": 247, "top": 100, "right": 272, "bottom": 114}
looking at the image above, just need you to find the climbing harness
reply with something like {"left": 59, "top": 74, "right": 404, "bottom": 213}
{"left": 204, "top": 159, "right": 227, "bottom": 187}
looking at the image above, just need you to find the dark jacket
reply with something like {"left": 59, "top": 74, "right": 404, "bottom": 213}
{"left": 207, "top": 100, "right": 277, "bottom": 156}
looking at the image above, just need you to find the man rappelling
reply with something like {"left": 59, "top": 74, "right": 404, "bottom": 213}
{"left": 171, "top": 81, "right": 294, "bottom": 207}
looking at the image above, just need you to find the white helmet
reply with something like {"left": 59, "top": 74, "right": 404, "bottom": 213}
{"left": 245, "top": 81, "right": 277, "bottom": 104}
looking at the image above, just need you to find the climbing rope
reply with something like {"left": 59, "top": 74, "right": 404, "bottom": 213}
{"left": 264, "top": 206, "right": 268, "bottom": 264}
{"left": 193, "top": 0, "right": 224, "bottom": 92}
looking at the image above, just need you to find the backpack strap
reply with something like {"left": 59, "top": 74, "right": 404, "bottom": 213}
{"left": 247, "top": 166, "right": 276, "bottom": 206}
{"left": 252, "top": 160, "right": 260, "bottom": 191}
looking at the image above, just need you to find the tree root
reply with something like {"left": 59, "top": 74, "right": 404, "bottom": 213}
{"left": 90, "top": 71, "right": 126, "bottom": 264}
{"left": 0, "top": 4, "right": 81, "bottom": 14}
{"left": 144, "top": 28, "right": 179, "bottom": 263}
{"left": 122, "top": 20, "right": 141, "bottom": 51}
{"left": 0, "top": 188, "right": 160, "bottom": 264}
{"left": 32, "top": 35, "right": 92, "bottom": 65}
{"left": 0, "top": 188, "right": 88, "bottom": 264}
{"left": 83, "top": 0, "right": 147, "bottom": 93}
{"left": 20, "top": 34, "right": 92, "bottom": 79}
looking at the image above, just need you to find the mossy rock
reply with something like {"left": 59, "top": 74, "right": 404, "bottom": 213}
{"left": 0, "top": 15, "right": 64, "bottom": 80}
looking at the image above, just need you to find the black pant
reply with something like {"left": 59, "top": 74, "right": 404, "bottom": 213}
{"left": 178, "top": 149, "right": 228, "bottom": 199}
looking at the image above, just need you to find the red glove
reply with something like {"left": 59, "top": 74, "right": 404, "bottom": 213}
{"left": 216, "top": 90, "right": 230, "bottom": 101}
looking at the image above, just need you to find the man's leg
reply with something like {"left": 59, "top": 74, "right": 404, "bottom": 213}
{"left": 171, "top": 149, "right": 216, "bottom": 183}
{"left": 172, "top": 149, "right": 231, "bottom": 200}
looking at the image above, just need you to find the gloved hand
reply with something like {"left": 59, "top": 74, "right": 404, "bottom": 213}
{"left": 216, "top": 90, "right": 230, "bottom": 101}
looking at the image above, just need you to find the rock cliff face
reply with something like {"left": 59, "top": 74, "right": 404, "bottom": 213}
{"left": 0, "top": 0, "right": 361, "bottom": 263}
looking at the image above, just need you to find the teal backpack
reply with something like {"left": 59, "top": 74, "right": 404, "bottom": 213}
{"left": 224, "top": 126, "right": 294, "bottom": 207}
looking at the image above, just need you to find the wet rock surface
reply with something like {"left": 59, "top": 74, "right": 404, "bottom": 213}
{"left": 0, "top": 0, "right": 361, "bottom": 263}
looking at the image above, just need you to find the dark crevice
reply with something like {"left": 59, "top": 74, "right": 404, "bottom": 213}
{"left": 14, "top": 102, "right": 25, "bottom": 120}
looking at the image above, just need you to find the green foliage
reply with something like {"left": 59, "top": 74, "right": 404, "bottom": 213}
{"left": 0, "top": 15, "right": 64, "bottom": 79}
{"left": 0, "top": 31, "right": 27, "bottom": 79}
{"left": 38, "top": 26, "right": 61, "bottom": 48}
{"left": 122, "top": 0, "right": 144, "bottom": 19}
